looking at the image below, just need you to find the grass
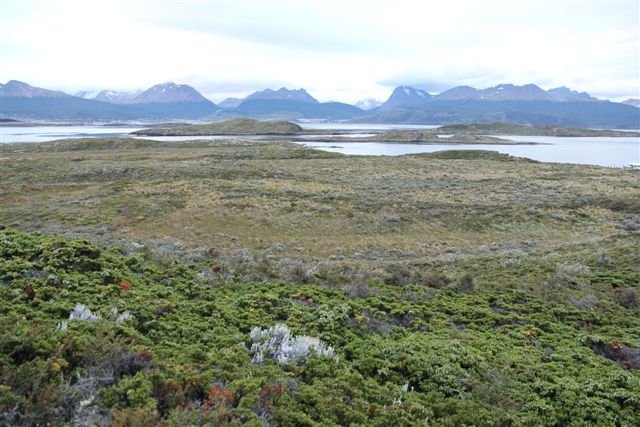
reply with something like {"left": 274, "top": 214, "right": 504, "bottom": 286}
{"left": 2, "top": 138, "right": 638, "bottom": 278}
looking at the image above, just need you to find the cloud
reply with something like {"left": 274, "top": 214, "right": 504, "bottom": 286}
{"left": 0, "top": 0, "right": 638, "bottom": 102}
{"left": 379, "top": 65, "right": 512, "bottom": 93}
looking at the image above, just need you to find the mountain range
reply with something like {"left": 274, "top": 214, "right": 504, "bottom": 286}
{"left": 1, "top": 80, "right": 638, "bottom": 128}
{"left": 376, "top": 84, "right": 599, "bottom": 110}
{"left": 1, "top": 81, "right": 218, "bottom": 120}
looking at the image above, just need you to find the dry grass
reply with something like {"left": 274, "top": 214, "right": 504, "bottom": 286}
{"left": 2, "top": 138, "right": 639, "bottom": 278}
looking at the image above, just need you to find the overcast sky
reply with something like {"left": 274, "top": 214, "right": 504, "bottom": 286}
{"left": 1, "top": 0, "right": 638, "bottom": 103}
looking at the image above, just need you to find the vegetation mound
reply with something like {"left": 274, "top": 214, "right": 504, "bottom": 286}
{"left": 410, "top": 149, "right": 536, "bottom": 162}
{"left": 132, "top": 118, "right": 303, "bottom": 136}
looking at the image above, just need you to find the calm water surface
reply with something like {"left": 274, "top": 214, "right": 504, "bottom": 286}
{"left": 297, "top": 136, "right": 639, "bottom": 167}
{"left": 1, "top": 124, "right": 638, "bottom": 167}
{"left": 0, "top": 126, "right": 143, "bottom": 143}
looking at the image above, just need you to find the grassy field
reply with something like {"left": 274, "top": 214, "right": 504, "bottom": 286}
{"left": 2, "top": 138, "right": 638, "bottom": 280}
{"left": 1, "top": 137, "right": 639, "bottom": 425}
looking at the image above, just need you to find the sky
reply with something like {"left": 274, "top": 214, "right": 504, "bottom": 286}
{"left": 1, "top": 0, "right": 638, "bottom": 103}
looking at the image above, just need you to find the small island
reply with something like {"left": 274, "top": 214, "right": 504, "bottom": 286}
{"left": 132, "top": 118, "right": 304, "bottom": 136}
{"left": 299, "top": 131, "right": 535, "bottom": 145}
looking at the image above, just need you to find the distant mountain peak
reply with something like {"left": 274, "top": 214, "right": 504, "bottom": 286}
{"left": 245, "top": 87, "right": 318, "bottom": 103}
{"left": 355, "top": 98, "right": 383, "bottom": 110}
{"left": 477, "top": 83, "right": 548, "bottom": 101}
{"left": 622, "top": 98, "right": 640, "bottom": 108}
{"left": 380, "top": 86, "right": 432, "bottom": 109}
{"left": 218, "top": 97, "right": 244, "bottom": 109}
{"left": 76, "top": 89, "right": 140, "bottom": 104}
{"left": 132, "top": 82, "right": 212, "bottom": 104}
{"left": 397, "top": 86, "right": 431, "bottom": 98}
{"left": 547, "top": 86, "right": 599, "bottom": 102}
{"left": 1, "top": 80, "right": 71, "bottom": 98}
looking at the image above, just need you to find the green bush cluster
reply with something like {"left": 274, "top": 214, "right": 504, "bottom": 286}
{"left": 1, "top": 229, "right": 639, "bottom": 426}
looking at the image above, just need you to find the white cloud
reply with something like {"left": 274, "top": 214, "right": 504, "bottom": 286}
{"left": 0, "top": 0, "right": 638, "bottom": 102}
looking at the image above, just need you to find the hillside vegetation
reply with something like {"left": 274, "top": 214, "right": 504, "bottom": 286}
{"left": 2, "top": 227, "right": 639, "bottom": 426}
{"left": 1, "top": 138, "right": 639, "bottom": 425}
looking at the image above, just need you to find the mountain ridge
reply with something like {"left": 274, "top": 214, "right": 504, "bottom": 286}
{"left": 1, "top": 80, "right": 638, "bottom": 127}
{"left": 622, "top": 98, "right": 640, "bottom": 108}
{"left": 428, "top": 83, "right": 600, "bottom": 103}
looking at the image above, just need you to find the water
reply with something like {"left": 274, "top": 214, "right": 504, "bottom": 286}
{"left": 297, "top": 136, "right": 640, "bottom": 167}
{"left": 1, "top": 124, "right": 638, "bottom": 167}
{"left": 0, "top": 125, "right": 143, "bottom": 143}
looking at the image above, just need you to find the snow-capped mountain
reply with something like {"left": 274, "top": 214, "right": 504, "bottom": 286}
{"left": 379, "top": 86, "right": 432, "bottom": 109}
{"left": 355, "top": 98, "right": 383, "bottom": 110}
{"left": 621, "top": 98, "right": 640, "bottom": 108}
{"left": 434, "top": 84, "right": 599, "bottom": 102}
{"left": 76, "top": 90, "right": 140, "bottom": 104}
{"left": 75, "top": 90, "right": 101, "bottom": 99}
{"left": 95, "top": 90, "right": 139, "bottom": 104}
{"left": 131, "top": 82, "right": 212, "bottom": 104}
